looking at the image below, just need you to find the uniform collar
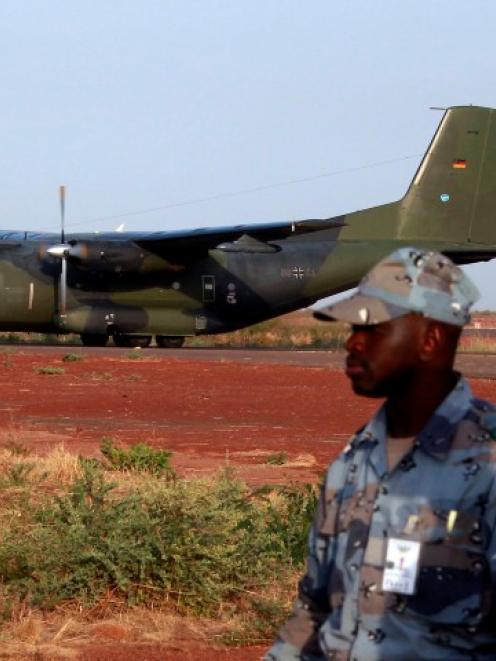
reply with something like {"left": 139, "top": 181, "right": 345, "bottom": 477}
{"left": 354, "top": 375, "right": 472, "bottom": 460}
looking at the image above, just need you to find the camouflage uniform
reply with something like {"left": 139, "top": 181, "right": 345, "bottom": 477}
{"left": 266, "top": 249, "right": 496, "bottom": 659}
{"left": 266, "top": 377, "right": 496, "bottom": 659}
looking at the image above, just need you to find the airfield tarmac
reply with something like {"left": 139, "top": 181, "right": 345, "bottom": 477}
{"left": 2, "top": 346, "right": 496, "bottom": 660}
{"left": 1, "top": 346, "right": 495, "bottom": 484}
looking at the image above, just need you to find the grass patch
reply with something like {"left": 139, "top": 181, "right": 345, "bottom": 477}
{"left": 62, "top": 353, "right": 83, "bottom": 362}
{"left": 90, "top": 371, "right": 113, "bottom": 381}
{"left": 266, "top": 451, "right": 288, "bottom": 465}
{"left": 0, "top": 460, "right": 37, "bottom": 487}
{"left": 36, "top": 366, "right": 65, "bottom": 375}
{"left": 100, "top": 437, "right": 175, "bottom": 478}
{"left": 3, "top": 333, "right": 21, "bottom": 344}
{"left": 189, "top": 316, "right": 349, "bottom": 350}
{"left": 126, "top": 349, "right": 144, "bottom": 360}
{"left": 459, "top": 335, "right": 496, "bottom": 354}
{"left": 0, "top": 332, "right": 79, "bottom": 345}
{"left": 0, "top": 444, "right": 316, "bottom": 640}
{"left": 1, "top": 312, "right": 496, "bottom": 354}
{"left": 4, "top": 442, "right": 30, "bottom": 457}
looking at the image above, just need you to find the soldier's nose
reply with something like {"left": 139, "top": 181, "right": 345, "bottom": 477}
{"left": 346, "top": 329, "right": 366, "bottom": 354}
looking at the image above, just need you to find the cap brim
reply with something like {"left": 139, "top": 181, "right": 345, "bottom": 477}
{"left": 313, "top": 293, "right": 409, "bottom": 325}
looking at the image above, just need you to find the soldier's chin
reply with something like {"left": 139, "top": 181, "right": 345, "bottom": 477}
{"left": 350, "top": 379, "right": 386, "bottom": 399}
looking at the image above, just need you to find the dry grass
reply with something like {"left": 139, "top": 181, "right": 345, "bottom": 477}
{"left": 0, "top": 600, "right": 271, "bottom": 658}
{"left": 0, "top": 440, "right": 174, "bottom": 501}
{"left": 0, "top": 443, "right": 81, "bottom": 489}
{"left": 3, "top": 310, "right": 496, "bottom": 354}
{"left": 0, "top": 443, "right": 311, "bottom": 656}
{"left": 190, "top": 313, "right": 349, "bottom": 349}
{"left": 458, "top": 335, "right": 496, "bottom": 354}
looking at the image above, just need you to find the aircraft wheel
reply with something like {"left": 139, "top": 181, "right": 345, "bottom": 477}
{"left": 155, "top": 335, "right": 185, "bottom": 348}
{"left": 114, "top": 334, "right": 152, "bottom": 348}
{"left": 80, "top": 333, "right": 109, "bottom": 347}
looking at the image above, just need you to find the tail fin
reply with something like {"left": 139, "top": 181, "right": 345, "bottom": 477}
{"left": 399, "top": 105, "right": 496, "bottom": 245}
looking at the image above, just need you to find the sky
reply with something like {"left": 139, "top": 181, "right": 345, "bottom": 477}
{"left": 1, "top": 1, "right": 495, "bottom": 307}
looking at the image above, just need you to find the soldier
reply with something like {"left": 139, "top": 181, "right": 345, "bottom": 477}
{"left": 266, "top": 247, "right": 496, "bottom": 660}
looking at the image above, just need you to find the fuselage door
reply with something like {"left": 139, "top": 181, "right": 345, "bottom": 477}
{"left": 202, "top": 275, "right": 215, "bottom": 303}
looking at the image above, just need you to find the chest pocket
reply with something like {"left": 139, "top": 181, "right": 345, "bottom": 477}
{"left": 405, "top": 511, "right": 491, "bottom": 626}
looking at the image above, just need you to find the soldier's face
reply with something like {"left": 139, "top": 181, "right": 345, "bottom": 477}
{"left": 345, "top": 314, "right": 426, "bottom": 398}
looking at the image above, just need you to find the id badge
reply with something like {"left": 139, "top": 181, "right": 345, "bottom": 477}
{"left": 382, "top": 538, "right": 421, "bottom": 595}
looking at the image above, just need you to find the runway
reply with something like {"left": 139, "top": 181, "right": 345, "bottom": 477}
{"left": 4, "top": 345, "right": 496, "bottom": 379}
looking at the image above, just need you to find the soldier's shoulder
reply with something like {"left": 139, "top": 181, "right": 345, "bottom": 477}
{"left": 469, "top": 397, "right": 496, "bottom": 440}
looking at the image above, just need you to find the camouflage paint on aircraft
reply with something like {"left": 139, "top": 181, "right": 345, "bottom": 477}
{"left": 1, "top": 105, "right": 495, "bottom": 347}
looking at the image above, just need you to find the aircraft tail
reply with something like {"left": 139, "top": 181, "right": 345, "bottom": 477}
{"left": 399, "top": 105, "right": 496, "bottom": 247}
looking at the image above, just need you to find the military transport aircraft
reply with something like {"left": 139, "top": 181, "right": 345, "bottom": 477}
{"left": 1, "top": 104, "right": 495, "bottom": 348}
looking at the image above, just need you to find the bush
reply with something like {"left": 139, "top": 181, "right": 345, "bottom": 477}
{"left": 100, "top": 438, "right": 175, "bottom": 478}
{"left": 0, "top": 465, "right": 316, "bottom": 616}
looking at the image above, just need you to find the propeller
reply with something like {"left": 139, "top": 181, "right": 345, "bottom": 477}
{"left": 46, "top": 185, "right": 70, "bottom": 325}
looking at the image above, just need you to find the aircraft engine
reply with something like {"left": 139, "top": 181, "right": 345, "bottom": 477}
{"left": 65, "top": 241, "right": 145, "bottom": 272}
{"left": 42, "top": 240, "right": 171, "bottom": 274}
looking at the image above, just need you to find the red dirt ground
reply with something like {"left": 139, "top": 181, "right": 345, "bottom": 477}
{"left": 2, "top": 347, "right": 496, "bottom": 659}
{"left": 0, "top": 349, "right": 373, "bottom": 482}
{"left": 2, "top": 348, "right": 496, "bottom": 480}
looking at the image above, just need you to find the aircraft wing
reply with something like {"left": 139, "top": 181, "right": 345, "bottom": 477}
{"left": 130, "top": 216, "right": 346, "bottom": 258}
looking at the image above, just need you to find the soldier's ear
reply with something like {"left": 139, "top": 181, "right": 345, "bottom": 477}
{"left": 419, "top": 322, "right": 442, "bottom": 362}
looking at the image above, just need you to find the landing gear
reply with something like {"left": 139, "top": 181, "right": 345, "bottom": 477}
{"left": 80, "top": 333, "right": 109, "bottom": 347}
{"left": 155, "top": 335, "right": 185, "bottom": 348}
{"left": 113, "top": 334, "right": 152, "bottom": 348}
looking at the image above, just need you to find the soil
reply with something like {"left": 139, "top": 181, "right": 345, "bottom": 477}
{"left": 0, "top": 348, "right": 376, "bottom": 483}
{"left": 1, "top": 346, "right": 496, "bottom": 660}
{"left": 72, "top": 643, "right": 268, "bottom": 660}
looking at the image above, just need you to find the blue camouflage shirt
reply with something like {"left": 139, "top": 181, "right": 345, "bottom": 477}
{"left": 266, "top": 376, "right": 496, "bottom": 660}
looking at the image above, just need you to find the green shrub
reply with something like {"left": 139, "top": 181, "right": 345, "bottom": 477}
{"left": 0, "top": 466, "right": 316, "bottom": 618}
{"left": 100, "top": 438, "right": 175, "bottom": 478}
{"left": 262, "top": 483, "right": 318, "bottom": 566}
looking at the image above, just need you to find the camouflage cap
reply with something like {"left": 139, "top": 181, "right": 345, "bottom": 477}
{"left": 315, "top": 247, "right": 480, "bottom": 327}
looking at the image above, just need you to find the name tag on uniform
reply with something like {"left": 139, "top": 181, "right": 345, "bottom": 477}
{"left": 382, "top": 538, "right": 421, "bottom": 595}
